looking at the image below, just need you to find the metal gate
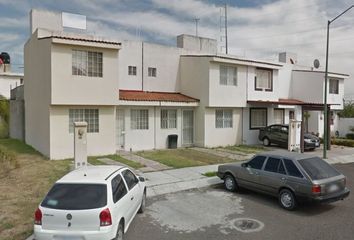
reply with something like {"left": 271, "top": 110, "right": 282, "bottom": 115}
{"left": 182, "top": 110, "right": 194, "bottom": 145}
{"left": 116, "top": 108, "right": 125, "bottom": 150}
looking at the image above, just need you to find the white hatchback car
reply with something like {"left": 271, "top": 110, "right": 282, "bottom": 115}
{"left": 34, "top": 166, "right": 146, "bottom": 240}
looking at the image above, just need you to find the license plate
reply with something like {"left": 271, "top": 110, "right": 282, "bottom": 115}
{"left": 328, "top": 184, "right": 339, "bottom": 193}
{"left": 54, "top": 236, "right": 83, "bottom": 240}
{"left": 315, "top": 142, "right": 320, "bottom": 147}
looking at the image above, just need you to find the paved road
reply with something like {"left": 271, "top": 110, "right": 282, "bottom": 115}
{"left": 125, "top": 163, "right": 354, "bottom": 240}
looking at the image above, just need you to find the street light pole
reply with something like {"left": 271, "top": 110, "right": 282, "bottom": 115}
{"left": 323, "top": 5, "right": 354, "bottom": 159}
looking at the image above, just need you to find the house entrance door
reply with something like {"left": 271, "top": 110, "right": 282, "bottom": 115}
{"left": 182, "top": 110, "right": 194, "bottom": 146}
{"left": 116, "top": 108, "right": 125, "bottom": 150}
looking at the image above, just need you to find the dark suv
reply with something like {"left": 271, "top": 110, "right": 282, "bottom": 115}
{"left": 258, "top": 124, "right": 320, "bottom": 150}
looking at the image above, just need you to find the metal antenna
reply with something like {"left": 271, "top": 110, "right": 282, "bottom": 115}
{"left": 219, "top": 4, "right": 228, "bottom": 54}
{"left": 225, "top": 4, "right": 228, "bottom": 54}
{"left": 194, "top": 18, "right": 200, "bottom": 37}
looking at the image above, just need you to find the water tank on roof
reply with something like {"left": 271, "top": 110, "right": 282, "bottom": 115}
{"left": 0, "top": 52, "right": 10, "bottom": 64}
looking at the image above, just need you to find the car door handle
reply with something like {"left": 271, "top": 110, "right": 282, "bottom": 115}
{"left": 131, "top": 196, "right": 134, "bottom": 201}
{"left": 281, "top": 177, "right": 286, "bottom": 181}
{"left": 255, "top": 172, "right": 259, "bottom": 175}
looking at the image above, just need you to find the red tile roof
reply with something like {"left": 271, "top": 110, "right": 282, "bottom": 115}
{"left": 39, "top": 36, "right": 121, "bottom": 45}
{"left": 119, "top": 90, "right": 199, "bottom": 103}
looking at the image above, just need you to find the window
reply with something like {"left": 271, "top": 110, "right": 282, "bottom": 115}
{"left": 161, "top": 109, "right": 177, "bottom": 129}
{"left": 247, "top": 156, "right": 266, "bottom": 170}
{"left": 274, "top": 109, "right": 284, "bottom": 124}
{"left": 111, "top": 174, "right": 127, "bottom": 203}
{"left": 215, "top": 109, "right": 233, "bottom": 128}
{"left": 255, "top": 68, "right": 272, "bottom": 91}
{"left": 72, "top": 50, "right": 102, "bottom": 77}
{"left": 41, "top": 184, "right": 107, "bottom": 210}
{"left": 131, "top": 109, "right": 149, "bottom": 130}
{"left": 298, "top": 157, "right": 340, "bottom": 180}
{"left": 284, "top": 159, "right": 303, "bottom": 178}
{"left": 250, "top": 108, "right": 267, "bottom": 129}
{"left": 148, "top": 67, "right": 157, "bottom": 77}
{"left": 329, "top": 79, "right": 339, "bottom": 94}
{"left": 69, "top": 109, "right": 99, "bottom": 133}
{"left": 128, "top": 66, "right": 137, "bottom": 76}
{"left": 220, "top": 65, "right": 237, "bottom": 86}
{"left": 264, "top": 157, "right": 285, "bottom": 174}
{"left": 122, "top": 170, "right": 139, "bottom": 190}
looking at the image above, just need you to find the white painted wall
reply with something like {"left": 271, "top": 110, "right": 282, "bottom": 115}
{"left": 208, "top": 63, "right": 247, "bottom": 107}
{"left": 49, "top": 106, "right": 116, "bottom": 159}
{"left": 24, "top": 33, "right": 52, "bottom": 157}
{"left": 204, "top": 107, "right": 242, "bottom": 147}
{"left": 278, "top": 64, "right": 293, "bottom": 99}
{"left": 51, "top": 43, "right": 119, "bottom": 105}
{"left": 337, "top": 118, "right": 354, "bottom": 137}
{"left": 0, "top": 74, "right": 22, "bottom": 99}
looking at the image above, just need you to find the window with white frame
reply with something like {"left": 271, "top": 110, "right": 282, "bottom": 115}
{"left": 329, "top": 79, "right": 339, "bottom": 94}
{"left": 161, "top": 109, "right": 177, "bottom": 129}
{"left": 69, "top": 109, "right": 99, "bottom": 133}
{"left": 148, "top": 67, "right": 157, "bottom": 77}
{"left": 220, "top": 65, "right": 237, "bottom": 86}
{"left": 131, "top": 109, "right": 149, "bottom": 129}
{"left": 72, "top": 50, "right": 103, "bottom": 77}
{"left": 250, "top": 108, "right": 267, "bottom": 129}
{"left": 128, "top": 66, "right": 137, "bottom": 76}
{"left": 215, "top": 109, "right": 233, "bottom": 128}
{"left": 255, "top": 68, "right": 272, "bottom": 91}
{"left": 274, "top": 109, "right": 284, "bottom": 124}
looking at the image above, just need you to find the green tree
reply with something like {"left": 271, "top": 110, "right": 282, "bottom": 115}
{"left": 338, "top": 101, "right": 354, "bottom": 118}
{"left": 0, "top": 95, "right": 9, "bottom": 138}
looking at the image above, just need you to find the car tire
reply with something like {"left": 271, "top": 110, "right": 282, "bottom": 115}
{"left": 138, "top": 190, "right": 146, "bottom": 213}
{"left": 115, "top": 221, "right": 124, "bottom": 240}
{"left": 224, "top": 174, "right": 238, "bottom": 192}
{"left": 279, "top": 189, "right": 297, "bottom": 210}
{"left": 263, "top": 137, "right": 270, "bottom": 146}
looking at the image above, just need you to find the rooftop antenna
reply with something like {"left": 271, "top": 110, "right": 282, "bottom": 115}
{"left": 194, "top": 18, "right": 200, "bottom": 37}
{"left": 219, "top": 4, "right": 228, "bottom": 54}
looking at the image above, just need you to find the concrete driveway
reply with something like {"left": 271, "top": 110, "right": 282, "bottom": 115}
{"left": 125, "top": 163, "right": 354, "bottom": 240}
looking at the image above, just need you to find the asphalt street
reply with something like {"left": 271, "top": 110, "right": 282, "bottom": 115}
{"left": 125, "top": 163, "right": 354, "bottom": 240}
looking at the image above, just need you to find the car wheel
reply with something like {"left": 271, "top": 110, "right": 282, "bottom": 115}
{"left": 279, "top": 189, "right": 297, "bottom": 210}
{"left": 115, "top": 221, "right": 124, "bottom": 240}
{"left": 138, "top": 190, "right": 146, "bottom": 213}
{"left": 263, "top": 137, "right": 270, "bottom": 146}
{"left": 224, "top": 174, "right": 238, "bottom": 192}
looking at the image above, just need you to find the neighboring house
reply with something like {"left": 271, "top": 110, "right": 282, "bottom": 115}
{"left": 18, "top": 9, "right": 348, "bottom": 159}
{"left": 0, "top": 72, "right": 23, "bottom": 99}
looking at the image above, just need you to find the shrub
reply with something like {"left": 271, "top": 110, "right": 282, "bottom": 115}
{"left": 346, "top": 133, "right": 354, "bottom": 140}
{"left": 331, "top": 138, "right": 354, "bottom": 148}
{"left": 0, "top": 145, "right": 18, "bottom": 177}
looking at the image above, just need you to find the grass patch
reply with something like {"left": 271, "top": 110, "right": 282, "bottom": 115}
{"left": 202, "top": 171, "right": 217, "bottom": 177}
{"left": 106, "top": 154, "right": 144, "bottom": 169}
{"left": 137, "top": 148, "right": 234, "bottom": 168}
{"left": 0, "top": 140, "right": 71, "bottom": 240}
{"left": 223, "top": 145, "right": 266, "bottom": 154}
{"left": 88, "top": 156, "right": 107, "bottom": 165}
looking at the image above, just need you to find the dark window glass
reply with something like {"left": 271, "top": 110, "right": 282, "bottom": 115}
{"left": 278, "top": 160, "right": 286, "bottom": 175}
{"left": 122, "top": 170, "right": 139, "bottom": 190}
{"left": 247, "top": 156, "right": 266, "bottom": 170}
{"left": 284, "top": 159, "right": 303, "bottom": 178}
{"left": 41, "top": 184, "right": 107, "bottom": 210}
{"left": 299, "top": 157, "right": 340, "bottom": 180}
{"left": 264, "top": 157, "right": 280, "bottom": 173}
{"left": 112, "top": 174, "right": 128, "bottom": 203}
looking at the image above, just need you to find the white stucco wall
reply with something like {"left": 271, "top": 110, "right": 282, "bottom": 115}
{"left": 24, "top": 34, "right": 52, "bottom": 157}
{"left": 208, "top": 63, "right": 247, "bottom": 107}
{"left": 204, "top": 107, "right": 242, "bottom": 147}
{"left": 337, "top": 118, "right": 354, "bottom": 137}
{"left": 0, "top": 74, "right": 23, "bottom": 99}
{"left": 49, "top": 106, "right": 116, "bottom": 159}
{"left": 51, "top": 43, "right": 119, "bottom": 105}
{"left": 247, "top": 68, "right": 280, "bottom": 101}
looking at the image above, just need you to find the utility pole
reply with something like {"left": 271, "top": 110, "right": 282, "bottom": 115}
{"left": 194, "top": 18, "right": 200, "bottom": 37}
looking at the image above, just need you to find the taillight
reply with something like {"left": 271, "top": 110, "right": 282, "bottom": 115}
{"left": 99, "top": 208, "right": 112, "bottom": 226}
{"left": 312, "top": 185, "right": 321, "bottom": 194}
{"left": 34, "top": 208, "right": 42, "bottom": 225}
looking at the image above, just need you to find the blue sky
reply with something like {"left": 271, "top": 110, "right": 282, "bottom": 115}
{"left": 1, "top": 0, "right": 354, "bottom": 95}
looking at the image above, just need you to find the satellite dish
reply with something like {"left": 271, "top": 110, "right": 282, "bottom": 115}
{"left": 314, "top": 59, "right": 320, "bottom": 69}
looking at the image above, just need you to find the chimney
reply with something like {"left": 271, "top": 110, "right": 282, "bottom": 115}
{"left": 279, "top": 52, "right": 297, "bottom": 64}
{"left": 177, "top": 34, "right": 217, "bottom": 54}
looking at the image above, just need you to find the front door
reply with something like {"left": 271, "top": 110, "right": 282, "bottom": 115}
{"left": 182, "top": 110, "right": 194, "bottom": 146}
{"left": 116, "top": 109, "right": 125, "bottom": 150}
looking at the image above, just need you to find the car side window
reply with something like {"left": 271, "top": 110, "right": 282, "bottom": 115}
{"left": 122, "top": 169, "right": 139, "bottom": 190}
{"left": 111, "top": 174, "right": 127, "bottom": 203}
{"left": 264, "top": 157, "right": 281, "bottom": 173}
{"left": 278, "top": 160, "right": 286, "bottom": 175}
{"left": 283, "top": 159, "right": 303, "bottom": 178}
{"left": 247, "top": 156, "right": 266, "bottom": 170}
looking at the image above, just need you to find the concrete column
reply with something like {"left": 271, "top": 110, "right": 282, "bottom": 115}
{"left": 288, "top": 106, "right": 302, "bottom": 152}
{"left": 74, "top": 121, "right": 88, "bottom": 169}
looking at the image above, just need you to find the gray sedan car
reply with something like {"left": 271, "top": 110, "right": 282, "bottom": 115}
{"left": 217, "top": 151, "right": 350, "bottom": 210}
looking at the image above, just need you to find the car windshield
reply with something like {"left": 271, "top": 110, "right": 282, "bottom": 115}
{"left": 41, "top": 183, "right": 107, "bottom": 210}
{"left": 298, "top": 157, "right": 340, "bottom": 180}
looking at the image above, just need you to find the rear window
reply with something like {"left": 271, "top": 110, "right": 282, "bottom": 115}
{"left": 41, "top": 184, "right": 107, "bottom": 210}
{"left": 298, "top": 157, "right": 340, "bottom": 180}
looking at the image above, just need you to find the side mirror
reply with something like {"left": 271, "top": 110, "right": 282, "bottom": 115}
{"left": 138, "top": 176, "right": 145, "bottom": 182}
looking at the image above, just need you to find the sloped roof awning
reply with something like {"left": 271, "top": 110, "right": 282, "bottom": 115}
{"left": 247, "top": 98, "right": 338, "bottom": 107}
{"left": 119, "top": 90, "right": 199, "bottom": 106}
